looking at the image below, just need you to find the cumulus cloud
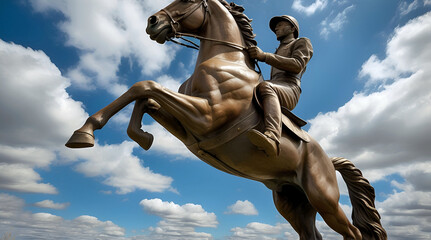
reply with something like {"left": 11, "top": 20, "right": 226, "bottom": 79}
{"left": 33, "top": 200, "right": 70, "bottom": 210}
{"left": 229, "top": 222, "right": 297, "bottom": 240}
{"left": 30, "top": 0, "right": 177, "bottom": 96}
{"left": 0, "top": 40, "right": 87, "bottom": 148}
{"left": 228, "top": 202, "right": 353, "bottom": 239}
{"left": 225, "top": 200, "right": 258, "bottom": 215}
{"left": 139, "top": 198, "right": 217, "bottom": 239}
{"left": 308, "top": 11, "right": 431, "bottom": 239}
{"left": 364, "top": 162, "right": 431, "bottom": 239}
{"left": 0, "top": 39, "right": 175, "bottom": 194}
{"left": 0, "top": 194, "right": 126, "bottom": 240}
{"left": 292, "top": 0, "right": 328, "bottom": 16}
{"left": 309, "top": 11, "right": 431, "bottom": 179}
{"left": 0, "top": 164, "right": 57, "bottom": 194}
{"left": 61, "top": 141, "right": 173, "bottom": 194}
{"left": 320, "top": 5, "right": 355, "bottom": 39}
{"left": 0, "top": 39, "right": 86, "bottom": 194}
{"left": 142, "top": 122, "right": 195, "bottom": 159}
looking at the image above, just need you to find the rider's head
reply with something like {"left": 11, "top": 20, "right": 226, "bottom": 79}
{"left": 270, "top": 15, "right": 299, "bottom": 40}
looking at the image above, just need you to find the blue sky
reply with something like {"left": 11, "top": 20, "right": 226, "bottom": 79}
{"left": 0, "top": 0, "right": 430, "bottom": 239}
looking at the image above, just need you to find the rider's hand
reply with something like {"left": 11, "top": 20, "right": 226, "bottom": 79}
{"left": 247, "top": 46, "right": 267, "bottom": 62}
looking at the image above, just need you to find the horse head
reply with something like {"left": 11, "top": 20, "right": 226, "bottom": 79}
{"left": 146, "top": 0, "right": 208, "bottom": 44}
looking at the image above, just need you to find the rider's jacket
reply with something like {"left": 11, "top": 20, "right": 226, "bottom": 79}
{"left": 265, "top": 37, "right": 313, "bottom": 87}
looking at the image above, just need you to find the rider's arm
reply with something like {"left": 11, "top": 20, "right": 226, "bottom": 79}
{"left": 264, "top": 38, "right": 313, "bottom": 73}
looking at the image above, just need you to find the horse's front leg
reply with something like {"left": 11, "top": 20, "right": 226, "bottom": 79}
{"left": 126, "top": 98, "right": 155, "bottom": 150}
{"left": 66, "top": 80, "right": 211, "bottom": 148}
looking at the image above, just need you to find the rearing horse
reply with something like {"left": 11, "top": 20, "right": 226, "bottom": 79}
{"left": 66, "top": 0, "right": 386, "bottom": 239}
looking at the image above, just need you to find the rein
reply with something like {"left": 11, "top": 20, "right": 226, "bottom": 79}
{"left": 173, "top": 32, "right": 247, "bottom": 51}
{"left": 162, "top": 0, "right": 262, "bottom": 73}
{"left": 162, "top": 0, "right": 246, "bottom": 51}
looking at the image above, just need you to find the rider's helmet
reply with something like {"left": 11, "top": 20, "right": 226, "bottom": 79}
{"left": 269, "top": 15, "right": 299, "bottom": 39}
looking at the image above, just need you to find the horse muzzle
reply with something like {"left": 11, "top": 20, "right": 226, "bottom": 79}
{"left": 146, "top": 14, "right": 175, "bottom": 44}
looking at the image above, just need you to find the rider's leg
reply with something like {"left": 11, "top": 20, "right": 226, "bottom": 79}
{"left": 248, "top": 81, "right": 281, "bottom": 156}
{"left": 273, "top": 186, "right": 322, "bottom": 240}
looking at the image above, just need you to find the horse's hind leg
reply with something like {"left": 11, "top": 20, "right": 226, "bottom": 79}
{"left": 273, "top": 185, "right": 322, "bottom": 240}
{"left": 302, "top": 146, "right": 362, "bottom": 239}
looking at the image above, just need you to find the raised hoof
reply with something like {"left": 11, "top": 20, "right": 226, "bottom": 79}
{"left": 65, "top": 131, "right": 95, "bottom": 148}
{"left": 136, "top": 132, "right": 154, "bottom": 151}
{"left": 247, "top": 129, "right": 278, "bottom": 157}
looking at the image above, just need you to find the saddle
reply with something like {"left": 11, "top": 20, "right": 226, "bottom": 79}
{"left": 190, "top": 86, "right": 310, "bottom": 152}
{"left": 253, "top": 88, "right": 310, "bottom": 142}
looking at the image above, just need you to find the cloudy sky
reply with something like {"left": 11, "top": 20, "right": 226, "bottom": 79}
{"left": 1, "top": 0, "right": 430, "bottom": 239}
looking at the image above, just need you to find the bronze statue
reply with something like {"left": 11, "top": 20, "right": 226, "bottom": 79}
{"left": 65, "top": 0, "right": 386, "bottom": 239}
{"left": 247, "top": 15, "right": 313, "bottom": 157}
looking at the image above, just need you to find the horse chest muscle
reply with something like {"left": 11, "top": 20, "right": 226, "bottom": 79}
{"left": 190, "top": 60, "right": 255, "bottom": 104}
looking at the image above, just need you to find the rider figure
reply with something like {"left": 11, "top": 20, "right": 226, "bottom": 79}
{"left": 247, "top": 15, "right": 313, "bottom": 156}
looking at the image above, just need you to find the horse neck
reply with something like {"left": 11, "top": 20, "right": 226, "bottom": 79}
{"left": 196, "top": 0, "right": 251, "bottom": 66}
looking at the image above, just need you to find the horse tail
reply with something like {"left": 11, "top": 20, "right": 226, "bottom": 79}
{"left": 331, "top": 157, "right": 387, "bottom": 240}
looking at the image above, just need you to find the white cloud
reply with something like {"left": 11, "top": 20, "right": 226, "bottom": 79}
{"left": 292, "top": 0, "right": 328, "bottom": 16}
{"left": 0, "top": 39, "right": 87, "bottom": 194}
{"left": 26, "top": 0, "right": 197, "bottom": 165}
{"left": 0, "top": 164, "right": 57, "bottom": 194}
{"left": 143, "top": 122, "right": 195, "bottom": 159}
{"left": 376, "top": 176, "right": 431, "bottom": 239}
{"left": 0, "top": 39, "right": 175, "bottom": 194}
{"left": 229, "top": 222, "right": 297, "bottom": 240}
{"left": 425, "top": 0, "right": 431, "bottom": 6}
{"left": 225, "top": 200, "right": 258, "bottom": 216}
{"left": 228, "top": 218, "right": 354, "bottom": 240}
{"left": 309, "top": 12, "right": 431, "bottom": 180}
{"left": 139, "top": 198, "right": 217, "bottom": 239}
{"left": 399, "top": 0, "right": 420, "bottom": 16}
{"left": 34, "top": 200, "right": 70, "bottom": 210}
{"left": 61, "top": 141, "right": 173, "bottom": 194}
{"left": 30, "top": 0, "right": 177, "bottom": 96}
{"left": 0, "top": 193, "right": 126, "bottom": 240}
{"left": 0, "top": 40, "right": 88, "bottom": 148}
{"left": 308, "top": 11, "right": 431, "bottom": 238}
{"left": 156, "top": 74, "right": 182, "bottom": 92}
{"left": 0, "top": 145, "right": 54, "bottom": 168}
{"left": 320, "top": 5, "right": 355, "bottom": 39}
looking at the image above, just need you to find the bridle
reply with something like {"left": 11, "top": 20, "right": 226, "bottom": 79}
{"left": 160, "top": 0, "right": 262, "bottom": 73}
{"left": 160, "top": 0, "right": 246, "bottom": 51}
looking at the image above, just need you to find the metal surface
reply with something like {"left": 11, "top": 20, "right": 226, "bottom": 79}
{"left": 65, "top": 1, "right": 386, "bottom": 239}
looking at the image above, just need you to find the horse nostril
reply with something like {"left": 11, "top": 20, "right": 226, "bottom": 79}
{"left": 149, "top": 16, "right": 159, "bottom": 26}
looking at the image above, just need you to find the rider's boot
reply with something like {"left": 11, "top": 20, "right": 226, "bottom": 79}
{"left": 248, "top": 129, "right": 279, "bottom": 157}
{"left": 247, "top": 92, "right": 281, "bottom": 157}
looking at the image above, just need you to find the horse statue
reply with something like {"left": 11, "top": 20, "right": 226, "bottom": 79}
{"left": 65, "top": 0, "right": 387, "bottom": 239}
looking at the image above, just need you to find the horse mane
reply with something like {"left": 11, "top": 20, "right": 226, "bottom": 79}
{"left": 218, "top": 0, "right": 257, "bottom": 47}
